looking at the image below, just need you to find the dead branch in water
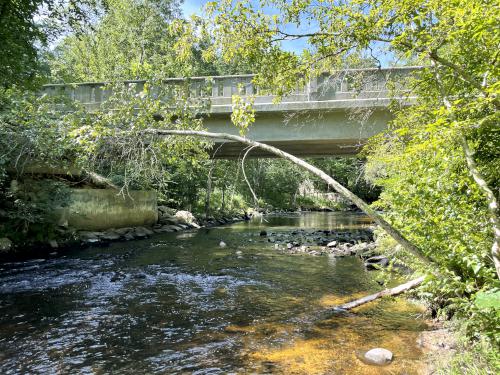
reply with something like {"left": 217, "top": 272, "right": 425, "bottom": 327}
{"left": 333, "top": 276, "right": 425, "bottom": 311}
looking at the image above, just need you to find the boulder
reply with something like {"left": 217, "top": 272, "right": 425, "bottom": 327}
{"left": 326, "top": 240, "right": 337, "bottom": 248}
{"left": 363, "top": 348, "right": 393, "bottom": 365}
{"left": 114, "top": 227, "right": 133, "bottom": 235}
{"left": 219, "top": 240, "right": 227, "bottom": 248}
{"left": 48, "top": 240, "right": 59, "bottom": 248}
{"left": 158, "top": 215, "right": 179, "bottom": 225}
{"left": 158, "top": 206, "right": 176, "bottom": 216}
{"left": 101, "top": 230, "right": 121, "bottom": 241}
{"left": 134, "top": 226, "right": 154, "bottom": 238}
{"left": 0, "top": 237, "right": 12, "bottom": 252}
{"left": 364, "top": 255, "right": 389, "bottom": 270}
{"left": 123, "top": 232, "right": 135, "bottom": 241}
{"left": 175, "top": 210, "right": 200, "bottom": 228}
{"left": 79, "top": 231, "right": 102, "bottom": 243}
{"left": 259, "top": 230, "right": 267, "bottom": 237}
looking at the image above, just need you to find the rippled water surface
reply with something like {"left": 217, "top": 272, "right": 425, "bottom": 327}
{"left": 0, "top": 212, "right": 427, "bottom": 374}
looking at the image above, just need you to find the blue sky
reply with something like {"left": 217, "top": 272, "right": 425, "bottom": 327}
{"left": 180, "top": 0, "right": 207, "bottom": 18}
{"left": 180, "top": 1, "right": 394, "bottom": 64}
{"left": 180, "top": 0, "right": 308, "bottom": 53}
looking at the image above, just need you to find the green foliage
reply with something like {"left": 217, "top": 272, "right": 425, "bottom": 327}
{"left": 49, "top": 0, "right": 219, "bottom": 82}
{"left": 205, "top": 0, "right": 500, "bottom": 345}
{"left": 435, "top": 325, "right": 500, "bottom": 374}
{"left": 0, "top": 0, "right": 105, "bottom": 87}
{"left": 0, "top": 179, "right": 71, "bottom": 245}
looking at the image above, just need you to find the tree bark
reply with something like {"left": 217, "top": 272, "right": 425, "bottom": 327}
{"left": 460, "top": 137, "right": 500, "bottom": 280}
{"left": 204, "top": 160, "right": 214, "bottom": 219}
{"left": 242, "top": 146, "right": 259, "bottom": 207}
{"left": 144, "top": 129, "right": 434, "bottom": 266}
{"left": 331, "top": 276, "right": 425, "bottom": 310}
{"left": 431, "top": 61, "right": 500, "bottom": 280}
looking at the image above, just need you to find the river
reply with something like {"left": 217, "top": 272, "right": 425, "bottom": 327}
{"left": 0, "top": 212, "right": 428, "bottom": 374}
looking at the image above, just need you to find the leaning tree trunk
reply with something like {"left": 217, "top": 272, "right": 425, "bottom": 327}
{"left": 461, "top": 136, "right": 500, "bottom": 280}
{"left": 431, "top": 61, "right": 500, "bottom": 280}
{"left": 144, "top": 129, "right": 433, "bottom": 267}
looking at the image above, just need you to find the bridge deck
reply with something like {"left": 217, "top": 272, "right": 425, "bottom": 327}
{"left": 42, "top": 67, "right": 419, "bottom": 157}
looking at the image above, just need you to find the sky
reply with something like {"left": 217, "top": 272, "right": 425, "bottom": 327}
{"left": 180, "top": 0, "right": 309, "bottom": 54}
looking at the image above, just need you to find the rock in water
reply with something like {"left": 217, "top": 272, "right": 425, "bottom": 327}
{"left": 0, "top": 237, "right": 12, "bottom": 252}
{"left": 364, "top": 348, "right": 393, "bottom": 365}
{"left": 219, "top": 241, "right": 227, "bottom": 248}
{"left": 364, "top": 255, "right": 389, "bottom": 270}
{"left": 259, "top": 230, "right": 267, "bottom": 236}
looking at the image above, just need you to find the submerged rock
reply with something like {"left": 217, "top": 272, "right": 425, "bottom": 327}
{"left": 364, "top": 255, "right": 389, "bottom": 270}
{"left": 0, "top": 237, "right": 12, "bottom": 252}
{"left": 363, "top": 348, "right": 393, "bottom": 365}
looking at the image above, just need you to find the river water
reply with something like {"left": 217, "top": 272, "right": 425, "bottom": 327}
{"left": 0, "top": 212, "right": 428, "bottom": 374}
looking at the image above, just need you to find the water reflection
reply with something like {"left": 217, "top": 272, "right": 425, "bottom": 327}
{"left": 0, "top": 212, "right": 426, "bottom": 374}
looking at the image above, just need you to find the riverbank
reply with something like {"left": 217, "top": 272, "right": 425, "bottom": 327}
{"left": 0, "top": 207, "right": 251, "bottom": 262}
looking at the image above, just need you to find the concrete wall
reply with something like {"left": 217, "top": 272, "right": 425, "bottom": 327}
{"left": 58, "top": 189, "right": 157, "bottom": 230}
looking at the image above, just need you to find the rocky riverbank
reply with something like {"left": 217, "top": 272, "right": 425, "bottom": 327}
{"left": 0, "top": 207, "right": 251, "bottom": 261}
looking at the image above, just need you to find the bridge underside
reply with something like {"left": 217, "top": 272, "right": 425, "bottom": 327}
{"left": 204, "top": 109, "right": 390, "bottom": 158}
{"left": 210, "top": 139, "right": 365, "bottom": 158}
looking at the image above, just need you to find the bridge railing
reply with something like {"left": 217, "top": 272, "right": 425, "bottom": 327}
{"left": 41, "top": 66, "right": 420, "bottom": 111}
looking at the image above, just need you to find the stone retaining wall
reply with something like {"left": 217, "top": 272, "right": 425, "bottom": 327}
{"left": 58, "top": 189, "right": 157, "bottom": 230}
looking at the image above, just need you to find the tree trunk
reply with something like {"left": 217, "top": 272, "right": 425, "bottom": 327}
{"left": 432, "top": 61, "right": 500, "bottom": 280}
{"left": 461, "top": 136, "right": 500, "bottom": 280}
{"left": 242, "top": 146, "right": 259, "bottom": 208}
{"left": 221, "top": 184, "right": 226, "bottom": 212}
{"left": 144, "top": 129, "right": 433, "bottom": 267}
{"left": 331, "top": 276, "right": 425, "bottom": 310}
{"left": 205, "top": 160, "right": 214, "bottom": 219}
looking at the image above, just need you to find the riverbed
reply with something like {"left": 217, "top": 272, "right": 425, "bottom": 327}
{"left": 0, "top": 212, "right": 428, "bottom": 374}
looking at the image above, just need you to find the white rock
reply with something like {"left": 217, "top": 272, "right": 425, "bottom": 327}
{"left": 219, "top": 241, "right": 227, "bottom": 248}
{"left": 235, "top": 250, "right": 243, "bottom": 255}
{"left": 327, "top": 240, "right": 338, "bottom": 247}
{"left": 364, "top": 348, "right": 393, "bottom": 365}
{"left": 175, "top": 210, "right": 199, "bottom": 227}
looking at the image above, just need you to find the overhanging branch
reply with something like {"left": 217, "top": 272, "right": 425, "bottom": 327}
{"left": 144, "top": 128, "right": 434, "bottom": 266}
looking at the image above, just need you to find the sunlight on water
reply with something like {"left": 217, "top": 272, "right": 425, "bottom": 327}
{"left": 0, "top": 212, "right": 428, "bottom": 374}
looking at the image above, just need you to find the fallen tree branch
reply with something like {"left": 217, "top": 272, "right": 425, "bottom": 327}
{"left": 143, "top": 128, "right": 434, "bottom": 267}
{"left": 86, "top": 171, "right": 119, "bottom": 190}
{"left": 333, "top": 276, "right": 425, "bottom": 310}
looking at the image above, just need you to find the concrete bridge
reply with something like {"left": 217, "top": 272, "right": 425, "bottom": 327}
{"left": 42, "top": 67, "right": 419, "bottom": 158}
